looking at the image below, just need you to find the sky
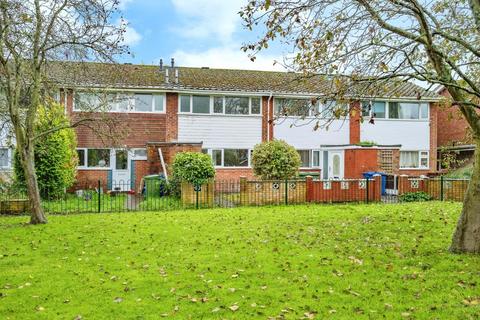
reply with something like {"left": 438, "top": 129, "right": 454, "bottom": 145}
{"left": 117, "top": 0, "right": 287, "bottom": 71}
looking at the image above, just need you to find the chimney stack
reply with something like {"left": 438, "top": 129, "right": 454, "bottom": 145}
{"left": 159, "top": 59, "right": 163, "bottom": 71}
{"left": 171, "top": 58, "right": 175, "bottom": 68}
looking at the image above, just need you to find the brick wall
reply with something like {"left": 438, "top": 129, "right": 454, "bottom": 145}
{"left": 306, "top": 176, "right": 382, "bottom": 203}
{"left": 262, "top": 96, "right": 274, "bottom": 142}
{"left": 132, "top": 160, "right": 149, "bottom": 192}
{"left": 344, "top": 148, "right": 378, "bottom": 178}
{"left": 349, "top": 101, "right": 361, "bottom": 144}
{"left": 165, "top": 93, "right": 178, "bottom": 142}
{"left": 437, "top": 88, "right": 473, "bottom": 147}
{"left": 65, "top": 91, "right": 167, "bottom": 148}
{"left": 146, "top": 142, "right": 202, "bottom": 175}
{"left": 216, "top": 168, "right": 255, "bottom": 180}
{"left": 74, "top": 170, "right": 109, "bottom": 189}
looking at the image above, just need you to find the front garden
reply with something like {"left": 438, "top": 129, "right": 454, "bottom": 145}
{"left": 1, "top": 202, "right": 479, "bottom": 319}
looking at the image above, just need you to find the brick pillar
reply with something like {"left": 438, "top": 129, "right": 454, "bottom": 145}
{"left": 398, "top": 175, "right": 409, "bottom": 195}
{"left": 305, "top": 176, "right": 313, "bottom": 202}
{"left": 262, "top": 96, "right": 274, "bottom": 142}
{"left": 349, "top": 101, "right": 361, "bottom": 145}
{"left": 166, "top": 93, "right": 178, "bottom": 142}
{"left": 372, "top": 174, "right": 382, "bottom": 201}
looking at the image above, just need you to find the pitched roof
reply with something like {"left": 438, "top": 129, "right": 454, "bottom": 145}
{"left": 48, "top": 61, "right": 440, "bottom": 100}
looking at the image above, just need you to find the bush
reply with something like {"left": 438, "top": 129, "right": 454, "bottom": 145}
{"left": 251, "top": 140, "right": 301, "bottom": 180}
{"left": 14, "top": 103, "right": 77, "bottom": 198}
{"left": 170, "top": 152, "right": 215, "bottom": 196}
{"left": 399, "top": 191, "right": 432, "bottom": 202}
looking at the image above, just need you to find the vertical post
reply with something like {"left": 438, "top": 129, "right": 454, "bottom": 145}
{"left": 285, "top": 179, "right": 288, "bottom": 205}
{"left": 239, "top": 176, "right": 247, "bottom": 206}
{"left": 195, "top": 184, "right": 199, "bottom": 209}
{"left": 97, "top": 180, "right": 101, "bottom": 213}
{"left": 440, "top": 175, "right": 444, "bottom": 201}
{"left": 305, "top": 176, "right": 313, "bottom": 202}
{"left": 365, "top": 177, "right": 370, "bottom": 204}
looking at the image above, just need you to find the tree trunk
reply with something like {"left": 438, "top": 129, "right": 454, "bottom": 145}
{"left": 450, "top": 138, "right": 480, "bottom": 253}
{"left": 21, "top": 145, "right": 47, "bottom": 224}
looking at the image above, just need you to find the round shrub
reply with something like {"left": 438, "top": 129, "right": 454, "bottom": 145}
{"left": 14, "top": 102, "right": 77, "bottom": 198}
{"left": 251, "top": 140, "right": 301, "bottom": 180}
{"left": 171, "top": 152, "right": 215, "bottom": 194}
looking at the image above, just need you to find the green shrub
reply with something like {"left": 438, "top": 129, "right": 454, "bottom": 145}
{"left": 14, "top": 103, "right": 77, "bottom": 199}
{"left": 170, "top": 152, "right": 215, "bottom": 196}
{"left": 399, "top": 191, "right": 432, "bottom": 202}
{"left": 251, "top": 140, "right": 301, "bottom": 180}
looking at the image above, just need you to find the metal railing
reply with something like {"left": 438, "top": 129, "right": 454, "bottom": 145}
{"left": 0, "top": 176, "right": 470, "bottom": 215}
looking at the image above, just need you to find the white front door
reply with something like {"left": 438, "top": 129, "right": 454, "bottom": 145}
{"left": 328, "top": 151, "right": 344, "bottom": 179}
{"left": 112, "top": 149, "right": 130, "bottom": 191}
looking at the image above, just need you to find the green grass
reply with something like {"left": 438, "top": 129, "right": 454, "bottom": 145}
{"left": 42, "top": 193, "right": 127, "bottom": 214}
{"left": 138, "top": 195, "right": 182, "bottom": 211}
{"left": 1, "top": 202, "right": 479, "bottom": 319}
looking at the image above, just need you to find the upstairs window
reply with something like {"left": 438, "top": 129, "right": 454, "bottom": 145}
{"left": 74, "top": 92, "right": 165, "bottom": 113}
{"left": 362, "top": 101, "right": 386, "bottom": 118}
{"left": 389, "top": 102, "right": 428, "bottom": 120}
{"left": 179, "top": 95, "right": 261, "bottom": 115}
{"left": 275, "top": 98, "right": 312, "bottom": 117}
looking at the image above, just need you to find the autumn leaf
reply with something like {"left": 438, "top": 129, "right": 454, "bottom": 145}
{"left": 229, "top": 304, "right": 239, "bottom": 312}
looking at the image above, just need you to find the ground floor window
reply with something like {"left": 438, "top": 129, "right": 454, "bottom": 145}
{"left": 0, "top": 148, "right": 10, "bottom": 169}
{"left": 297, "top": 149, "right": 321, "bottom": 168}
{"left": 77, "top": 148, "right": 111, "bottom": 169}
{"left": 207, "top": 148, "right": 250, "bottom": 167}
{"left": 400, "top": 151, "right": 429, "bottom": 169}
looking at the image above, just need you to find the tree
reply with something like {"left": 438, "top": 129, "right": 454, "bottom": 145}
{"left": 241, "top": 0, "right": 480, "bottom": 253}
{"left": 0, "top": 0, "right": 127, "bottom": 224}
{"left": 251, "top": 140, "right": 301, "bottom": 180}
{"left": 14, "top": 102, "right": 77, "bottom": 199}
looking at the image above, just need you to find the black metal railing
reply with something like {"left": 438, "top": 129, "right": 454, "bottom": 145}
{"left": 0, "top": 176, "right": 471, "bottom": 215}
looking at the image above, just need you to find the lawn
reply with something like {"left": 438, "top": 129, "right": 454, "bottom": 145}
{"left": 1, "top": 202, "right": 479, "bottom": 319}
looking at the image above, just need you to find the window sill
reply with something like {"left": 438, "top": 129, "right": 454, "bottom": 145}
{"left": 399, "top": 167, "right": 429, "bottom": 170}
{"left": 73, "top": 110, "right": 166, "bottom": 114}
{"left": 215, "top": 166, "right": 251, "bottom": 169}
{"left": 77, "top": 167, "right": 112, "bottom": 171}
{"left": 178, "top": 113, "right": 261, "bottom": 118}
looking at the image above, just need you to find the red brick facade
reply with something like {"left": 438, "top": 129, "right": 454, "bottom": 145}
{"left": 64, "top": 88, "right": 441, "bottom": 187}
{"left": 349, "top": 101, "right": 361, "bottom": 145}
{"left": 261, "top": 96, "right": 274, "bottom": 142}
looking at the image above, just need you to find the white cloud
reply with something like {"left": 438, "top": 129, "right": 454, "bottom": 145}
{"left": 170, "top": 0, "right": 244, "bottom": 43}
{"left": 118, "top": 19, "right": 142, "bottom": 46}
{"left": 172, "top": 46, "right": 286, "bottom": 71}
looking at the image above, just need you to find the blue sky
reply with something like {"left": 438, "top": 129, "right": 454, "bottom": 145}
{"left": 118, "top": 0, "right": 286, "bottom": 71}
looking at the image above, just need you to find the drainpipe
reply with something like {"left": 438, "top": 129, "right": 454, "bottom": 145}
{"left": 267, "top": 92, "right": 273, "bottom": 141}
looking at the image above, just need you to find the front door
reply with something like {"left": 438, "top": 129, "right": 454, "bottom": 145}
{"left": 328, "top": 151, "right": 344, "bottom": 179}
{"left": 112, "top": 149, "right": 130, "bottom": 191}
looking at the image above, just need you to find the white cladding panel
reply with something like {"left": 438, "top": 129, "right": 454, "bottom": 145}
{"left": 360, "top": 120, "right": 430, "bottom": 150}
{"left": 274, "top": 118, "right": 350, "bottom": 149}
{"left": 178, "top": 115, "right": 262, "bottom": 149}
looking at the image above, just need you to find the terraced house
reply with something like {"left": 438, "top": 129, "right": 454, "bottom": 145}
{"left": 1, "top": 61, "right": 442, "bottom": 191}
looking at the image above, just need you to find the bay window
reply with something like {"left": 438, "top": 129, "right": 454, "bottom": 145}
{"left": 400, "top": 151, "right": 429, "bottom": 169}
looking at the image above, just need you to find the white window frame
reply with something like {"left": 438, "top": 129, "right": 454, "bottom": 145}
{"left": 297, "top": 149, "right": 312, "bottom": 169}
{"left": 207, "top": 148, "right": 252, "bottom": 168}
{"left": 0, "top": 147, "right": 11, "bottom": 169}
{"left": 76, "top": 148, "right": 112, "bottom": 170}
{"left": 399, "top": 150, "right": 429, "bottom": 169}
{"left": 387, "top": 102, "right": 429, "bottom": 120}
{"left": 178, "top": 95, "right": 262, "bottom": 116}
{"left": 73, "top": 91, "right": 166, "bottom": 114}
{"left": 130, "top": 148, "right": 147, "bottom": 161}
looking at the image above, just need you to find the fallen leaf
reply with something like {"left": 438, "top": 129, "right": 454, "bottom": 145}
{"left": 229, "top": 304, "right": 239, "bottom": 312}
